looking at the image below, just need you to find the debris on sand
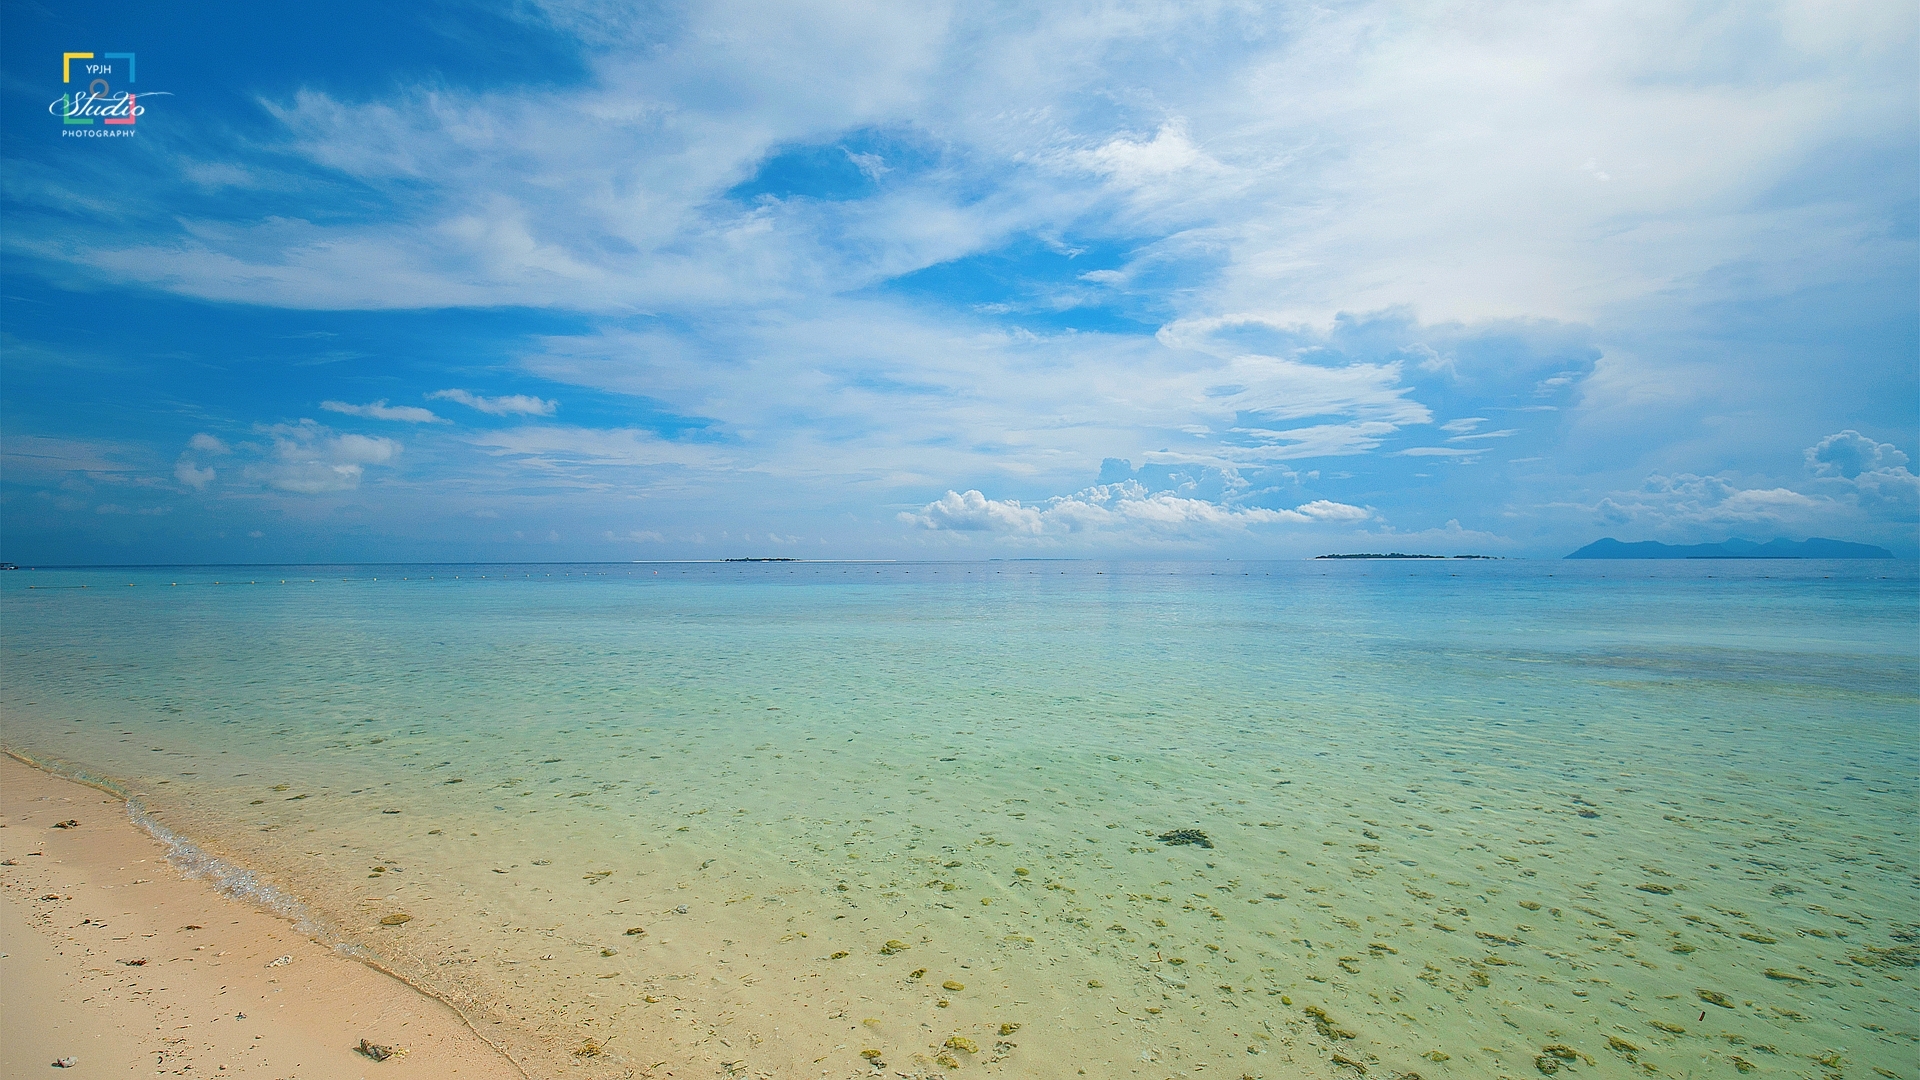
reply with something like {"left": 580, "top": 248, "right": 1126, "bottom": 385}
{"left": 1157, "top": 829, "right": 1212, "bottom": 849}
{"left": 356, "top": 1038, "right": 395, "bottom": 1061}
{"left": 52, "top": 820, "right": 78, "bottom": 829}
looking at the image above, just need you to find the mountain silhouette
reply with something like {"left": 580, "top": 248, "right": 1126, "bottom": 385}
{"left": 1565, "top": 537, "right": 1894, "bottom": 559}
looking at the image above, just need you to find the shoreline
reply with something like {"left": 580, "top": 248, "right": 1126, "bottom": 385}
{"left": 0, "top": 752, "right": 529, "bottom": 1080}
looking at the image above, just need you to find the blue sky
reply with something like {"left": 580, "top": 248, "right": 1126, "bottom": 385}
{"left": 3, "top": 0, "right": 1915, "bottom": 562}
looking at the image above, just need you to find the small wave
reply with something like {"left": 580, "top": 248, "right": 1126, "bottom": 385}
{"left": 4, "top": 747, "right": 367, "bottom": 962}
{"left": 124, "top": 797, "right": 349, "bottom": 945}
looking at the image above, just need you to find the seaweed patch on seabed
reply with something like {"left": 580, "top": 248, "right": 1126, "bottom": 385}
{"left": 1157, "top": 829, "right": 1212, "bottom": 848}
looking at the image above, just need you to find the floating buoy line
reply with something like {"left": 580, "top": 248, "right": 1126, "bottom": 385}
{"left": 22, "top": 569, "right": 637, "bottom": 590}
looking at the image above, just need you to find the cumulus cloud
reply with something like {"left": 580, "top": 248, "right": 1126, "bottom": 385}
{"left": 1805, "top": 429, "right": 1910, "bottom": 479}
{"left": 900, "top": 481, "right": 1369, "bottom": 541}
{"left": 429, "top": 388, "right": 558, "bottom": 416}
{"left": 1592, "top": 472, "right": 1828, "bottom": 529}
{"left": 174, "top": 432, "right": 231, "bottom": 490}
{"left": 174, "top": 458, "right": 215, "bottom": 490}
{"left": 241, "top": 420, "right": 402, "bottom": 494}
{"left": 321, "top": 399, "right": 447, "bottom": 423}
{"left": 1803, "top": 429, "right": 1919, "bottom": 515}
{"left": 903, "top": 489, "right": 1047, "bottom": 533}
{"left": 1577, "top": 428, "right": 1918, "bottom": 545}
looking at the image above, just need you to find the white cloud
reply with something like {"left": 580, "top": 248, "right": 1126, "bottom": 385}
{"left": 902, "top": 489, "right": 1046, "bottom": 534}
{"left": 39, "top": 0, "right": 1906, "bottom": 331}
{"left": 321, "top": 399, "right": 447, "bottom": 423}
{"left": 1, "top": 1, "right": 1910, "bottom": 558}
{"left": 1803, "top": 429, "right": 1919, "bottom": 516}
{"left": 1067, "top": 120, "right": 1242, "bottom": 217}
{"left": 1229, "top": 421, "right": 1405, "bottom": 460}
{"left": 1404, "top": 343, "right": 1455, "bottom": 376}
{"left": 845, "top": 150, "right": 889, "bottom": 180}
{"left": 174, "top": 458, "right": 215, "bottom": 490}
{"left": 468, "top": 426, "right": 723, "bottom": 469}
{"left": 175, "top": 433, "right": 229, "bottom": 491}
{"left": 180, "top": 161, "right": 260, "bottom": 190}
{"left": 1589, "top": 472, "right": 1832, "bottom": 534}
{"left": 1345, "top": 517, "right": 1516, "bottom": 554}
{"left": 1207, "top": 353, "right": 1431, "bottom": 427}
{"left": 429, "top": 389, "right": 559, "bottom": 417}
{"left": 241, "top": 420, "right": 402, "bottom": 494}
{"left": 900, "top": 480, "right": 1369, "bottom": 541}
{"left": 1570, "top": 428, "right": 1918, "bottom": 547}
{"left": 1805, "top": 429, "right": 1910, "bottom": 479}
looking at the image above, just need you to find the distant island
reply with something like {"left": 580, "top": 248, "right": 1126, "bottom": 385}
{"left": 1316, "top": 553, "right": 1500, "bottom": 560}
{"left": 1566, "top": 537, "right": 1894, "bottom": 560}
{"left": 723, "top": 557, "right": 798, "bottom": 562}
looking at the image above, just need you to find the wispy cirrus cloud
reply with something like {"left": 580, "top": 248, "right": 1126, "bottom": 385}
{"left": 468, "top": 425, "right": 723, "bottom": 470}
{"left": 429, "top": 389, "right": 559, "bottom": 417}
{"left": 2, "top": 435, "right": 147, "bottom": 478}
{"left": 321, "top": 399, "right": 447, "bottom": 423}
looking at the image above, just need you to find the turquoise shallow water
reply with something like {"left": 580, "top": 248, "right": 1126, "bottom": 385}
{"left": 2, "top": 560, "right": 1916, "bottom": 1079}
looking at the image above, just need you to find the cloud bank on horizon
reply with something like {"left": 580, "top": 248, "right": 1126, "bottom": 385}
{"left": 2, "top": 0, "right": 1914, "bottom": 561}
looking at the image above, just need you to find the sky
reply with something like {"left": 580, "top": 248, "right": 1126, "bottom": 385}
{"left": 2, "top": 0, "right": 1915, "bottom": 563}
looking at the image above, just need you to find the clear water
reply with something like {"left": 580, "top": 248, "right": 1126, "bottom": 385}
{"left": 2, "top": 560, "right": 1915, "bottom": 1079}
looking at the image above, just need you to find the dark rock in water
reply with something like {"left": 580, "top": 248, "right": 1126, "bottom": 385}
{"left": 1158, "top": 829, "right": 1212, "bottom": 849}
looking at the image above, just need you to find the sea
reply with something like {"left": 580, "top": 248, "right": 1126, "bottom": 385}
{"left": 2, "top": 559, "right": 1914, "bottom": 1080}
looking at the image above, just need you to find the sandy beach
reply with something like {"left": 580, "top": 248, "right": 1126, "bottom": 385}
{"left": 0, "top": 755, "right": 525, "bottom": 1080}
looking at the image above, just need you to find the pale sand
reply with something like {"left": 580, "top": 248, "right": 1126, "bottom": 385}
{"left": 0, "top": 756, "right": 527, "bottom": 1080}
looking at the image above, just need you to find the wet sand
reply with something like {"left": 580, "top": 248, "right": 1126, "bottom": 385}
{"left": 0, "top": 755, "right": 525, "bottom": 1080}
